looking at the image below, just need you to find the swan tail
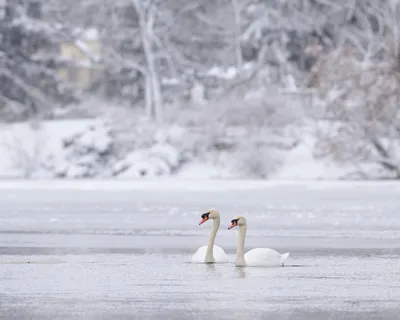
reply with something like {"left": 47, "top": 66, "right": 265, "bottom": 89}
{"left": 281, "top": 252, "right": 290, "bottom": 263}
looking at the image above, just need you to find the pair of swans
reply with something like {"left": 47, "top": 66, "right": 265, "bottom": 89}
{"left": 192, "top": 210, "right": 290, "bottom": 267}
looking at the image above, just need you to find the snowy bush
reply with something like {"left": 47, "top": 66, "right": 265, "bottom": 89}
{"left": 45, "top": 124, "right": 115, "bottom": 178}
{"left": 114, "top": 142, "right": 183, "bottom": 178}
{"left": 111, "top": 124, "right": 187, "bottom": 179}
{"left": 156, "top": 85, "right": 303, "bottom": 178}
{"left": 40, "top": 119, "right": 189, "bottom": 179}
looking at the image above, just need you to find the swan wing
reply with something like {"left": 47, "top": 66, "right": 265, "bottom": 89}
{"left": 213, "top": 245, "right": 229, "bottom": 263}
{"left": 191, "top": 245, "right": 208, "bottom": 263}
{"left": 191, "top": 245, "right": 229, "bottom": 263}
{"left": 244, "top": 248, "right": 287, "bottom": 267}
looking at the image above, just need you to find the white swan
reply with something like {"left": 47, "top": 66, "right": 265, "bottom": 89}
{"left": 191, "top": 210, "right": 229, "bottom": 264}
{"left": 228, "top": 216, "right": 290, "bottom": 267}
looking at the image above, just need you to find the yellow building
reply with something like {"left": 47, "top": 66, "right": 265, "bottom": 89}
{"left": 57, "top": 28, "right": 104, "bottom": 91}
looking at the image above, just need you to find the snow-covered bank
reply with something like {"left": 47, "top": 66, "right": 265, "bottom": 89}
{"left": 0, "top": 118, "right": 343, "bottom": 180}
{"left": 0, "top": 119, "right": 97, "bottom": 178}
{"left": 0, "top": 179, "right": 400, "bottom": 192}
{"left": 0, "top": 118, "right": 375, "bottom": 180}
{"left": 0, "top": 118, "right": 230, "bottom": 179}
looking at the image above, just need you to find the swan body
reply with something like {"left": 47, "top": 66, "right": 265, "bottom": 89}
{"left": 241, "top": 248, "right": 290, "bottom": 267}
{"left": 191, "top": 245, "right": 228, "bottom": 263}
{"left": 191, "top": 210, "right": 229, "bottom": 264}
{"left": 228, "top": 216, "right": 290, "bottom": 267}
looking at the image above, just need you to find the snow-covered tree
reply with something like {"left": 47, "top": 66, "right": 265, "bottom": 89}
{"left": 0, "top": 0, "right": 77, "bottom": 121}
{"left": 310, "top": 0, "right": 400, "bottom": 179}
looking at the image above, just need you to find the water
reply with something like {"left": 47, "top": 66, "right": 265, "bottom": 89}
{"left": 1, "top": 180, "right": 400, "bottom": 319}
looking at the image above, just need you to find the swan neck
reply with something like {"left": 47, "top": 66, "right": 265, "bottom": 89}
{"left": 236, "top": 225, "right": 246, "bottom": 265}
{"left": 205, "top": 217, "right": 219, "bottom": 261}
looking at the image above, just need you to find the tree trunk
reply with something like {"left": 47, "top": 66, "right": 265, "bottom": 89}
{"left": 144, "top": 74, "right": 153, "bottom": 118}
{"left": 151, "top": 70, "right": 163, "bottom": 124}
{"left": 231, "top": 0, "right": 243, "bottom": 69}
{"left": 132, "top": 0, "right": 164, "bottom": 124}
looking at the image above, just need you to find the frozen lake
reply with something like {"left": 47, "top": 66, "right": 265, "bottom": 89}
{"left": 1, "top": 180, "right": 400, "bottom": 319}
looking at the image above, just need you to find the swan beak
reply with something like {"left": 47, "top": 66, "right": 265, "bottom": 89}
{"left": 199, "top": 217, "right": 208, "bottom": 225}
{"left": 228, "top": 222, "right": 237, "bottom": 229}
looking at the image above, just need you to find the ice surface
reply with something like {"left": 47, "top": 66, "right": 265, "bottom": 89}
{"left": 0, "top": 181, "right": 399, "bottom": 319}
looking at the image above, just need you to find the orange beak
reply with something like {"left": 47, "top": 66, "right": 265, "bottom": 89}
{"left": 199, "top": 217, "right": 209, "bottom": 225}
{"left": 228, "top": 221, "right": 237, "bottom": 229}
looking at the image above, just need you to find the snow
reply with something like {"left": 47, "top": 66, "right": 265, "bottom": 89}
{"left": 175, "top": 162, "right": 232, "bottom": 179}
{"left": 206, "top": 66, "right": 238, "bottom": 80}
{"left": 1, "top": 178, "right": 400, "bottom": 193}
{"left": 0, "top": 119, "right": 98, "bottom": 178}
{"left": 0, "top": 117, "right": 393, "bottom": 181}
{"left": 72, "top": 27, "right": 100, "bottom": 41}
{"left": 68, "top": 125, "right": 112, "bottom": 155}
{"left": 271, "top": 136, "right": 352, "bottom": 180}
{"left": 82, "top": 28, "right": 99, "bottom": 41}
{"left": 74, "top": 39, "right": 101, "bottom": 63}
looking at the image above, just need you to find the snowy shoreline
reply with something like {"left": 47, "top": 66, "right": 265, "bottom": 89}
{"left": 0, "top": 118, "right": 348, "bottom": 180}
{"left": 0, "top": 117, "right": 396, "bottom": 181}
{"left": 0, "top": 178, "right": 399, "bottom": 191}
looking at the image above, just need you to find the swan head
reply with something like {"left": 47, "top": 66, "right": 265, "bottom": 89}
{"left": 228, "top": 216, "right": 246, "bottom": 229}
{"left": 199, "top": 210, "right": 220, "bottom": 225}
